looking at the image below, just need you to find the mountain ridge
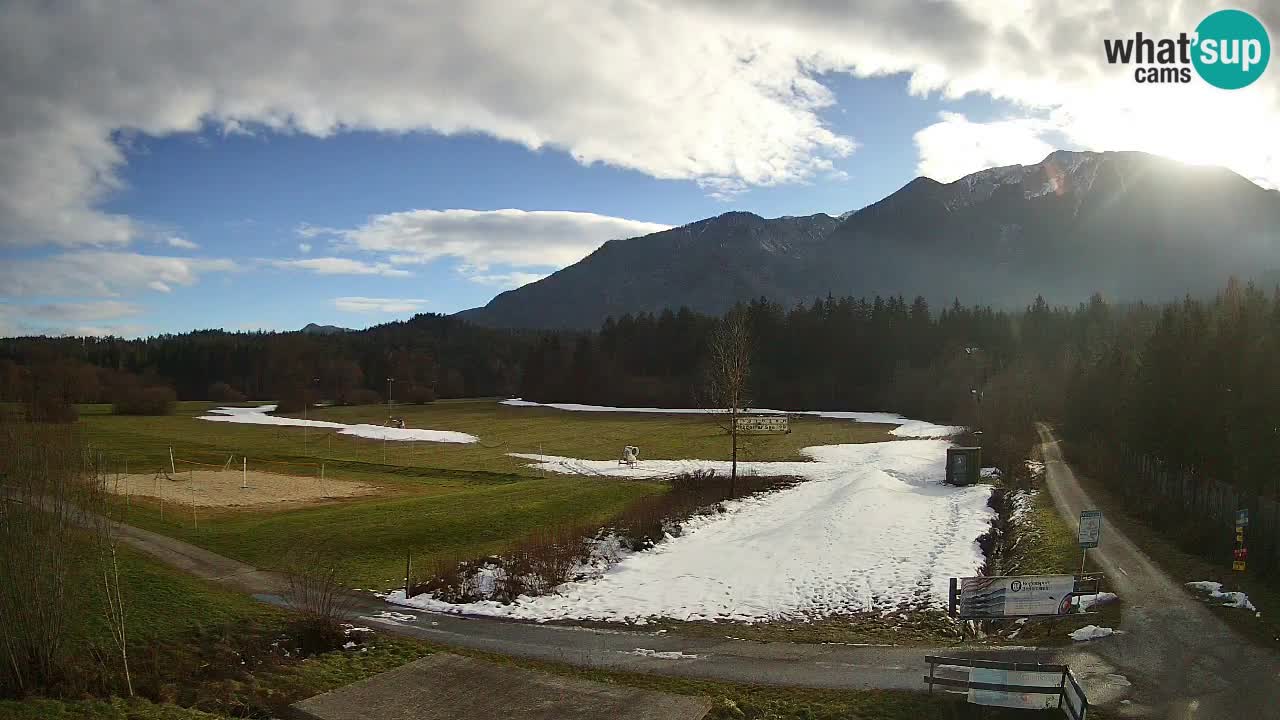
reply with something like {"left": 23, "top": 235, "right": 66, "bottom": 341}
{"left": 458, "top": 151, "right": 1280, "bottom": 329}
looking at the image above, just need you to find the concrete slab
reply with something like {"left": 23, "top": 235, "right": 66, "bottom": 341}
{"left": 291, "top": 652, "right": 712, "bottom": 720}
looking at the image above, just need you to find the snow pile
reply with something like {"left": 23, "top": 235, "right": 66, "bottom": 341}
{"left": 629, "top": 649, "right": 698, "bottom": 660}
{"left": 199, "top": 405, "right": 478, "bottom": 444}
{"left": 980, "top": 467, "right": 1001, "bottom": 479}
{"left": 1186, "top": 581, "right": 1258, "bottom": 611}
{"left": 1069, "top": 625, "right": 1117, "bottom": 641}
{"left": 1075, "top": 592, "right": 1119, "bottom": 612}
{"left": 500, "top": 399, "right": 963, "bottom": 438}
{"left": 390, "top": 439, "right": 994, "bottom": 624}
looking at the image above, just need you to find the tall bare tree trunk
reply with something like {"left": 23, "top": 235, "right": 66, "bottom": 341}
{"left": 706, "top": 308, "right": 751, "bottom": 499}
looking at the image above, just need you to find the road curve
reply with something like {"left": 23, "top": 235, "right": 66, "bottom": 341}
{"left": 1037, "top": 423, "right": 1280, "bottom": 718}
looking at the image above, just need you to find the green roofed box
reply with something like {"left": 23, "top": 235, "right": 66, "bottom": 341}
{"left": 946, "top": 447, "right": 981, "bottom": 486}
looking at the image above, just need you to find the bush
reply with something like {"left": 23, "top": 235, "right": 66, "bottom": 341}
{"left": 112, "top": 385, "right": 176, "bottom": 416}
{"left": 343, "top": 388, "right": 382, "bottom": 406}
{"left": 207, "top": 382, "right": 245, "bottom": 403}
{"left": 26, "top": 395, "right": 79, "bottom": 424}
{"left": 400, "top": 384, "right": 436, "bottom": 405}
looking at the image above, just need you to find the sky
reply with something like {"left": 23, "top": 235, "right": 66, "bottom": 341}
{"left": 1, "top": 1, "right": 1278, "bottom": 338}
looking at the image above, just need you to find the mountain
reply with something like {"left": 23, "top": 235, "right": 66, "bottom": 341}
{"left": 300, "top": 323, "right": 351, "bottom": 335}
{"left": 458, "top": 151, "right": 1280, "bottom": 329}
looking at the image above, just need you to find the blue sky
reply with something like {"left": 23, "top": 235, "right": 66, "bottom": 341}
{"left": 25, "top": 75, "right": 1005, "bottom": 335}
{"left": 2, "top": 1, "right": 1276, "bottom": 338}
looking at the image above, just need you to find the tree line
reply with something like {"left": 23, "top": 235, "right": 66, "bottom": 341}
{"left": 3, "top": 280, "right": 1278, "bottom": 502}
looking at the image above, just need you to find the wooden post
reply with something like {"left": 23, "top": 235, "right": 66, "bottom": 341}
{"left": 169, "top": 446, "right": 176, "bottom": 476}
{"left": 404, "top": 550, "right": 412, "bottom": 600}
{"left": 242, "top": 456, "right": 247, "bottom": 489}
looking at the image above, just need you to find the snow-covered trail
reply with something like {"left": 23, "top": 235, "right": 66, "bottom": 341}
{"left": 391, "top": 439, "right": 994, "bottom": 623}
{"left": 197, "top": 405, "right": 479, "bottom": 444}
{"left": 500, "top": 398, "right": 964, "bottom": 438}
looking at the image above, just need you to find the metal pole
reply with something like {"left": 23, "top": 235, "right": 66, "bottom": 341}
{"left": 405, "top": 550, "right": 412, "bottom": 600}
{"left": 242, "top": 456, "right": 247, "bottom": 489}
{"left": 1079, "top": 547, "right": 1087, "bottom": 577}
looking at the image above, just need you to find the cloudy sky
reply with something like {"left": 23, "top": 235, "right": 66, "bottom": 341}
{"left": 1, "top": 1, "right": 1277, "bottom": 337}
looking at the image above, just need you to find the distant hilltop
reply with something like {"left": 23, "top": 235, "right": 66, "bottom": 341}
{"left": 458, "top": 150, "right": 1280, "bottom": 329}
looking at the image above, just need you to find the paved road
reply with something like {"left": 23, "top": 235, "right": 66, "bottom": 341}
{"left": 1037, "top": 423, "right": 1280, "bottom": 718}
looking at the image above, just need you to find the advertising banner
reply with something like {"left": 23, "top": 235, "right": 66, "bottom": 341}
{"left": 957, "top": 575, "right": 1076, "bottom": 618}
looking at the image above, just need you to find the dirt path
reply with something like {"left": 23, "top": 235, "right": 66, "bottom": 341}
{"left": 1037, "top": 423, "right": 1280, "bottom": 718}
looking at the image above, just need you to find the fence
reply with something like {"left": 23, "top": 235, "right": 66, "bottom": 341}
{"left": 1068, "top": 436, "right": 1280, "bottom": 576}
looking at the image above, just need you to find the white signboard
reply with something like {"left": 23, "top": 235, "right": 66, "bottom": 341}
{"left": 968, "top": 668, "right": 1062, "bottom": 710}
{"left": 958, "top": 575, "right": 1076, "bottom": 618}
{"left": 735, "top": 415, "right": 789, "bottom": 434}
{"left": 1079, "top": 510, "right": 1102, "bottom": 549}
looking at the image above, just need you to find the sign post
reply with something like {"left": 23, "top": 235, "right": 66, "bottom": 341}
{"left": 1233, "top": 508, "right": 1248, "bottom": 573}
{"left": 1078, "top": 510, "right": 1102, "bottom": 577}
{"left": 734, "top": 416, "right": 790, "bottom": 434}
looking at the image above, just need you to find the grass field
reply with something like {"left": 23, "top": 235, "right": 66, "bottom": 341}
{"left": 0, "top": 548, "right": 1075, "bottom": 720}
{"left": 77, "top": 399, "right": 894, "bottom": 589}
{"left": 78, "top": 399, "right": 894, "bottom": 480}
{"left": 1, "top": 528, "right": 1076, "bottom": 720}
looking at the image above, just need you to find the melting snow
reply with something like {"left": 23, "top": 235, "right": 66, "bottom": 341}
{"left": 390, "top": 439, "right": 994, "bottom": 624}
{"left": 199, "top": 405, "right": 478, "bottom": 444}
{"left": 500, "top": 399, "right": 962, "bottom": 438}
{"left": 1069, "top": 625, "right": 1118, "bottom": 641}
{"left": 1186, "top": 581, "right": 1258, "bottom": 611}
{"left": 628, "top": 648, "right": 699, "bottom": 660}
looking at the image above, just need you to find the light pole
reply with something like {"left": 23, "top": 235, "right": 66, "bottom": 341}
{"left": 304, "top": 377, "right": 319, "bottom": 454}
{"left": 384, "top": 377, "right": 394, "bottom": 465}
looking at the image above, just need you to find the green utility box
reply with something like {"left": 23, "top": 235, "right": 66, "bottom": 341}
{"left": 946, "top": 447, "right": 981, "bottom": 486}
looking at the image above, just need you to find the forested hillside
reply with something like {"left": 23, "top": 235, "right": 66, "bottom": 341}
{"left": 5, "top": 279, "right": 1279, "bottom": 503}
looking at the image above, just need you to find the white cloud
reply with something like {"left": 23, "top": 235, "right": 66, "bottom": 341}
{"left": 0, "top": 1, "right": 856, "bottom": 249}
{"left": 334, "top": 208, "right": 670, "bottom": 270}
{"left": 4, "top": 0, "right": 1280, "bottom": 254}
{"left": 0, "top": 300, "right": 146, "bottom": 338}
{"left": 914, "top": 113, "right": 1057, "bottom": 182}
{"left": 165, "top": 235, "right": 199, "bottom": 250}
{"left": 465, "top": 271, "right": 548, "bottom": 289}
{"left": 266, "top": 257, "right": 411, "bottom": 277}
{"left": 298, "top": 242, "right": 312, "bottom": 254}
{"left": 0, "top": 252, "right": 237, "bottom": 297}
{"left": 333, "top": 296, "right": 428, "bottom": 314}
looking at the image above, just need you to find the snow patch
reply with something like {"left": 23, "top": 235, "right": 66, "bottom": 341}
{"left": 628, "top": 648, "right": 699, "bottom": 660}
{"left": 1074, "top": 592, "right": 1119, "bottom": 612}
{"left": 392, "top": 439, "right": 994, "bottom": 624}
{"left": 199, "top": 405, "right": 478, "bottom": 444}
{"left": 1186, "top": 581, "right": 1257, "bottom": 611}
{"left": 1069, "top": 625, "right": 1118, "bottom": 641}
{"left": 500, "top": 399, "right": 962, "bottom": 438}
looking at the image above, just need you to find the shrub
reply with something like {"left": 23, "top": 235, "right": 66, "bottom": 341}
{"left": 26, "top": 394, "right": 79, "bottom": 424}
{"left": 112, "top": 385, "right": 176, "bottom": 416}
{"left": 344, "top": 388, "right": 382, "bottom": 406}
{"left": 207, "top": 382, "right": 245, "bottom": 403}
{"left": 400, "top": 384, "right": 436, "bottom": 405}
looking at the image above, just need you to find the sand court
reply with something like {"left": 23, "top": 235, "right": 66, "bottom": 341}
{"left": 108, "top": 469, "right": 377, "bottom": 508}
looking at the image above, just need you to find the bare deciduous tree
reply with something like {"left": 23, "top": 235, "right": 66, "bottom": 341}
{"left": 704, "top": 308, "right": 753, "bottom": 497}
{"left": 281, "top": 543, "right": 356, "bottom": 653}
